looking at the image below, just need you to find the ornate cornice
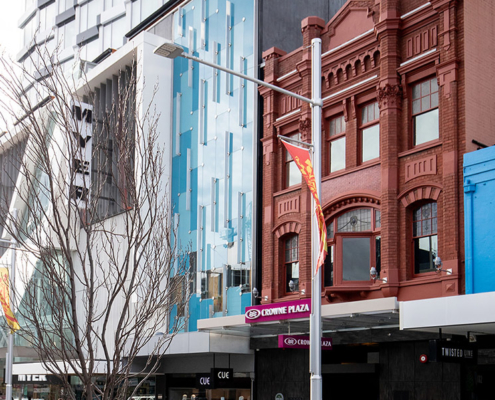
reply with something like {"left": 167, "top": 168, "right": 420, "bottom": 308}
{"left": 323, "top": 195, "right": 381, "bottom": 219}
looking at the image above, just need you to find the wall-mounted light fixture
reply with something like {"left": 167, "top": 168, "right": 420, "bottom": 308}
{"left": 434, "top": 257, "right": 452, "bottom": 275}
{"left": 252, "top": 287, "right": 268, "bottom": 302}
{"left": 370, "top": 267, "right": 387, "bottom": 283}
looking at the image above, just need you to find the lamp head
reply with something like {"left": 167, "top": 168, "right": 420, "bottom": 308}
{"left": 154, "top": 42, "right": 185, "bottom": 59}
{"left": 252, "top": 287, "right": 259, "bottom": 298}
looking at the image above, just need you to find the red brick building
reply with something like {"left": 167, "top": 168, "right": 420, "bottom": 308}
{"left": 258, "top": 0, "right": 493, "bottom": 306}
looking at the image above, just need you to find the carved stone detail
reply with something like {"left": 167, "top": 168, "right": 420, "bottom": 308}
{"left": 405, "top": 155, "right": 437, "bottom": 182}
{"left": 299, "top": 118, "right": 311, "bottom": 142}
{"left": 377, "top": 84, "right": 403, "bottom": 109}
{"left": 278, "top": 195, "right": 300, "bottom": 218}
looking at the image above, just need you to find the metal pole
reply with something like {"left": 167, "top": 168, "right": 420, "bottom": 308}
{"left": 5, "top": 209, "right": 17, "bottom": 400}
{"left": 309, "top": 38, "right": 322, "bottom": 400}
{"left": 181, "top": 53, "right": 316, "bottom": 106}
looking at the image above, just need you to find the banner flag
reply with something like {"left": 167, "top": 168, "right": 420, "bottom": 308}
{"left": 0, "top": 268, "right": 20, "bottom": 332}
{"left": 281, "top": 139, "right": 327, "bottom": 273}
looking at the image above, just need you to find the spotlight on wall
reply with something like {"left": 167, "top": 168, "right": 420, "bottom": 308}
{"left": 434, "top": 257, "right": 452, "bottom": 275}
{"left": 370, "top": 267, "right": 387, "bottom": 283}
{"left": 252, "top": 287, "right": 268, "bottom": 302}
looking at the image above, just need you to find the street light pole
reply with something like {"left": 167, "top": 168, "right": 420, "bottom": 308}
{"left": 5, "top": 209, "right": 18, "bottom": 400}
{"left": 154, "top": 37, "right": 323, "bottom": 400}
{"left": 309, "top": 38, "right": 322, "bottom": 400}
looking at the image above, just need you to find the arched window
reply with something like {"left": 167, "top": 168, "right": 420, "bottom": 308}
{"left": 284, "top": 234, "right": 299, "bottom": 292}
{"left": 413, "top": 202, "right": 438, "bottom": 273}
{"left": 326, "top": 207, "right": 381, "bottom": 285}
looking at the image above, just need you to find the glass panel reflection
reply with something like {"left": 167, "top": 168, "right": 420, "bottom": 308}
{"left": 343, "top": 237, "right": 370, "bottom": 281}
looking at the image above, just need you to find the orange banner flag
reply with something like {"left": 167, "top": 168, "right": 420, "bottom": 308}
{"left": 281, "top": 139, "right": 327, "bottom": 273}
{"left": 0, "top": 268, "right": 20, "bottom": 332}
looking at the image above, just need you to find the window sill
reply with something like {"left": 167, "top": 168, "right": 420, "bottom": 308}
{"left": 398, "top": 139, "right": 442, "bottom": 158}
{"left": 323, "top": 159, "right": 380, "bottom": 181}
{"left": 324, "top": 285, "right": 380, "bottom": 301}
{"left": 273, "top": 184, "right": 302, "bottom": 198}
{"left": 400, "top": 271, "right": 457, "bottom": 285}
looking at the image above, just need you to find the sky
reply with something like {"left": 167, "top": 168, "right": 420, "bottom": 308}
{"left": 0, "top": 2, "right": 23, "bottom": 57}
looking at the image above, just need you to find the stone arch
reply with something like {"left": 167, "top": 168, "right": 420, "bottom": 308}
{"left": 398, "top": 184, "right": 443, "bottom": 207}
{"left": 364, "top": 55, "right": 371, "bottom": 71}
{"left": 273, "top": 221, "right": 302, "bottom": 238}
{"left": 373, "top": 50, "right": 381, "bottom": 68}
{"left": 323, "top": 192, "right": 381, "bottom": 221}
{"left": 354, "top": 59, "right": 362, "bottom": 76}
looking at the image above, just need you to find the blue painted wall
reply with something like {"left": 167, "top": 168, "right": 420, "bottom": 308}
{"left": 171, "top": 0, "right": 255, "bottom": 330}
{"left": 464, "top": 146, "right": 495, "bottom": 294}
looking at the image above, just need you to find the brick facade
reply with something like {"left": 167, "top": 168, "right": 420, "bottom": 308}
{"left": 259, "top": 0, "right": 474, "bottom": 305}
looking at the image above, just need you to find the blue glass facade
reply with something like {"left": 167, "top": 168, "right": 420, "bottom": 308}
{"left": 464, "top": 146, "right": 495, "bottom": 294}
{"left": 170, "top": 0, "right": 256, "bottom": 331}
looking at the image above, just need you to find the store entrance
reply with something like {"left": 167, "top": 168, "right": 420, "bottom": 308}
{"left": 169, "top": 388, "right": 250, "bottom": 400}
{"left": 322, "top": 372, "right": 379, "bottom": 400}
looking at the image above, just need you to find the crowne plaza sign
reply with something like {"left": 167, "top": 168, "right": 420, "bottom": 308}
{"left": 244, "top": 299, "right": 311, "bottom": 323}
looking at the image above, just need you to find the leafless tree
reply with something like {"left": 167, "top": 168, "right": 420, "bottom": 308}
{"left": 0, "top": 40, "right": 189, "bottom": 400}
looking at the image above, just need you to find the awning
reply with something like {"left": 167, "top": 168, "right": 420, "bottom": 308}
{"left": 400, "top": 292, "right": 495, "bottom": 335}
{"left": 197, "top": 297, "right": 399, "bottom": 338}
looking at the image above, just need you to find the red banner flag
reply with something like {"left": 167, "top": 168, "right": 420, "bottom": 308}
{"left": 0, "top": 268, "right": 20, "bottom": 332}
{"left": 281, "top": 139, "right": 327, "bottom": 273}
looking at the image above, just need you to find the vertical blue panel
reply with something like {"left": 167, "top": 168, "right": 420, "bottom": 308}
{"left": 171, "top": 0, "right": 254, "bottom": 331}
{"left": 464, "top": 146, "right": 495, "bottom": 294}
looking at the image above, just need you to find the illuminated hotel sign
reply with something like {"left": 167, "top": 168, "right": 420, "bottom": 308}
{"left": 244, "top": 299, "right": 311, "bottom": 323}
{"left": 278, "top": 335, "right": 333, "bottom": 350}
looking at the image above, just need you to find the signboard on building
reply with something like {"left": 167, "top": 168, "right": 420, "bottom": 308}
{"left": 278, "top": 335, "right": 333, "bottom": 350}
{"left": 12, "top": 374, "right": 63, "bottom": 384}
{"left": 244, "top": 299, "right": 311, "bottom": 323}
{"left": 69, "top": 102, "right": 93, "bottom": 210}
{"left": 195, "top": 368, "right": 233, "bottom": 389}
{"left": 429, "top": 339, "right": 477, "bottom": 363}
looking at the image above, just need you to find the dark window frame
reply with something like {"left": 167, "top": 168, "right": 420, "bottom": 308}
{"left": 359, "top": 101, "right": 380, "bottom": 163}
{"left": 325, "top": 207, "right": 381, "bottom": 286}
{"left": 327, "top": 114, "right": 346, "bottom": 174}
{"left": 283, "top": 234, "right": 299, "bottom": 294}
{"left": 283, "top": 132, "right": 302, "bottom": 188}
{"left": 411, "top": 77, "right": 439, "bottom": 146}
{"left": 412, "top": 201, "right": 438, "bottom": 274}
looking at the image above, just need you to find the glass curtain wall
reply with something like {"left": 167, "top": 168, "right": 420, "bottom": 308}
{"left": 170, "top": 0, "right": 255, "bottom": 331}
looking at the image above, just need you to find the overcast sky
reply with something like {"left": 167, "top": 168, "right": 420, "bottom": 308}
{"left": 0, "top": 3, "right": 23, "bottom": 57}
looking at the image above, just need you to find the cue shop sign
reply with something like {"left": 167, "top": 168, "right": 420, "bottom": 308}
{"left": 196, "top": 368, "right": 233, "bottom": 389}
{"left": 429, "top": 339, "right": 477, "bottom": 364}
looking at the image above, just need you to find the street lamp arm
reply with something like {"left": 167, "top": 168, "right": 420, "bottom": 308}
{"left": 180, "top": 52, "right": 315, "bottom": 106}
